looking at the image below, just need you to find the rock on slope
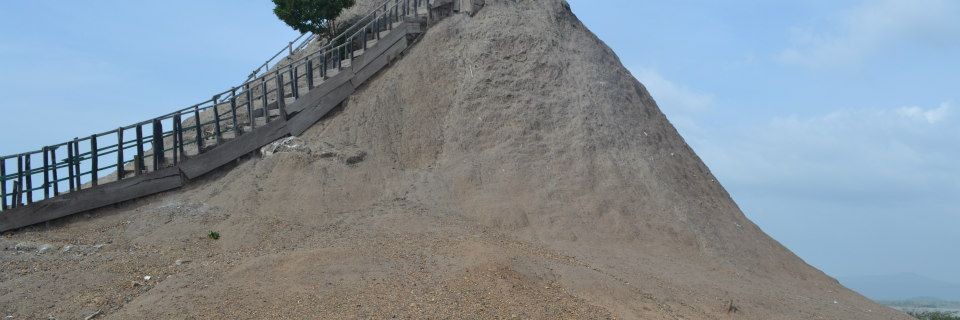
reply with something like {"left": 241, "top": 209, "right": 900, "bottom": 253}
{"left": 0, "top": 0, "right": 909, "bottom": 319}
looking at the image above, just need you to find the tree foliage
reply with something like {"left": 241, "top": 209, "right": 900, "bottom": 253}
{"left": 272, "top": 0, "right": 356, "bottom": 36}
{"left": 907, "top": 311, "right": 960, "bottom": 320}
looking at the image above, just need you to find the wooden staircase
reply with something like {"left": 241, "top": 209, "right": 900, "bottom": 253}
{"left": 0, "top": 0, "right": 451, "bottom": 232}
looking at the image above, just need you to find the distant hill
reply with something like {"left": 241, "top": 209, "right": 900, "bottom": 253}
{"left": 841, "top": 273, "right": 960, "bottom": 301}
{"left": 881, "top": 297, "right": 960, "bottom": 310}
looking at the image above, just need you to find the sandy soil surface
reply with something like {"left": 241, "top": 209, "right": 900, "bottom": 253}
{"left": 0, "top": 0, "right": 911, "bottom": 319}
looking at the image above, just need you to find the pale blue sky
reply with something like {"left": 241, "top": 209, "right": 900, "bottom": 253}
{"left": 567, "top": 0, "right": 960, "bottom": 285}
{"left": 1, "top": 0, "right": 958, "bottom": 286}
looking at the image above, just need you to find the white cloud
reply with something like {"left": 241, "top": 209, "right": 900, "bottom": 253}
{"left": 698, "top": 102, "right": 959, "bottom": 203}
{"left": 897, "top": 103, "right": 951, "bottom": 124}
{"left": 628, "top": 67, "right": 714, "bottom": 137}
{"left": 778, "top": 0, "right": 960, "bottom": 67}
{"left": 629, "top": 67, "right": 713, "bottom": 114}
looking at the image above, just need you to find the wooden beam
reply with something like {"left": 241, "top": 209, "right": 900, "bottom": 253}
{"left": 67, "top": 143, "right": 75, "bottom": 192}
{"left": 1, "top": 157, "right": 7, "bottom": 210}
{"left": 178, "top": 119, "right": 288, "bottom": 179}
{"left": 353, "top": 34, "right": 409, "bottom": 86}
{"left": 194, "top": 106, "right": 204, "bottom": 154}
{"left": 230, "top": 89, "right": 239, "bottom": 136}
{"left": 322, "top": 52, "right": 328, "bottom": 79}
{"left": 276, "top": 71, "right": 287, "bottom": 121}
{"left": 173, "top": 113, "right": 183, "bottom": 164}
{"left": 132, "top": 155, "right": 140, "bottom": 178}
{"left": 352, "top": 21, "right": 411, "bottom": 72}
{"left": 287, "top": 81, "right": 357, "bottom": 136}
{"left": 290, "top": 67, "right": 299, "bottom": 99}
{"left": 42, "top": 147, "right": 50, "bottom": 199}
{"left": 245, "top": 84, "right": 255, "bottom": 131}
{"left": 72, "top": 140, "right": 81, "bottom": 190}
{"left": 213, "top": 99, "right": 222, "bottom": 145}
{"left": 135, "top": 125, "right": 144, "bottom": 175}
{"left": 14, "top": 155, "right": 23, "bottom": 206}
{"left": 50, "top": 147, "right": 59, "bottom": 196}
{"left": 262, "top": 80, "right": 271, "bottom": 124}
{"left": 285, "top": 66, "right": 354, "bottom": 114}
{"left": 90, "top": 135, "right": 98, "bottom": 187}
{"left": 11, "top": 181, "right": 20, "bottom": 208}
{"left": 0, "top": 166, "right": 184, "bottom": 232}
{"left": 116, "top": 128, "right": 125, "bottom": 180}
{"left": 306, "top": 59, "right": 315, "bottom": 89}
{"left": 24, "top": 154, "right": 32, "bottom": 204}
{"left": 152, "top": 119, "right": 165, "bottom": 169}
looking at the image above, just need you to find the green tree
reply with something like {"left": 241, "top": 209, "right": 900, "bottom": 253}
{"left": 272, "top": 0, "right": 356, "bottom": 36}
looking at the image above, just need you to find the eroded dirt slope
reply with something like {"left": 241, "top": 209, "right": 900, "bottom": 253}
{"left": 0, "top": 0, "right": 909, "bottom": 319}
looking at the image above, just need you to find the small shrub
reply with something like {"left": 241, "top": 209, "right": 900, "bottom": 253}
{"left": 207, "top": 231, "right": 220, "bottom": 240}
{"left": 908, "top": 311, "right": 960, "bottom": 320}
{"left": 726, "top": 300, "right": 740, "bottom": 314}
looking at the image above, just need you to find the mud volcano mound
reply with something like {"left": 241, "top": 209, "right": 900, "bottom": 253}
{"left": 0, "top": 0, "right": 909, "bottom": 319}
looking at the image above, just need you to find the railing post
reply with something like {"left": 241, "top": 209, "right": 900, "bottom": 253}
{"left": 135, "top": 125, "right": 145, "bottom": 175}
{"left": 152, "top": 119, "right": 165, "bottom": 169}
{"left": 276, "top": 71, "right": 288, "bottom": 121}
{"left": 306, "top": 59, "right": 315, "bottom": 89}
{"left": 230, "top": 88, "right": 239, "bottom": 135}
{"left": 175, "top": 113, "right": 185, "bottom": 163}
{"left": 245, "top": 84, "right": 255, "bottom": 130}
{"left": 16, "top": 155, "right": 24, "bottom": 206}
{"left": 364, "top": 25, "right": 369, "bottom": 50}
{"left": 350, "top": 36, "right": 356, "bottom": 62}
{"left": 131, "top": 155, "right": 140, "bottom": 177}
{"left": 292, "top": 67, "right": 300, "bottom": 99}
{"left": 322, "top": 52, "right": 328, "bottom": 79}
{"left": 262, "top": 79, "right": 271, "bottom": 124}
{"left": 67, "top": 143, "right": 75, "bottom": 192}
{"left": 72, "top": 139, "right": 81, "bottom": 189}
{"left": 116, "top": 128, "right": 125, "bottom": 180}
{"left": 24, "top": 154, "right": 32, "bottom": 204}
{"left": 194, "top": 105, "right": 204, "bottom": 154}
{"left": 90, "top": 135, "right": 98, "bottom": 187}
{"left": 337, "top": 47, "right": 342, "bottom": 71}
{"left": 50, "top": 147, "right": 59, "bottom": 195}
{"left": 24, "top": 154, "right": 33, "bottom": 204}
{"left": 0, "top": 158, "right": 6, "bottom": 210}
{"left": 212, "top": 97, "right": 223, "bottom": 145}
{"left": 12, "top": 181, "right": 21, "bottom": 209}
{"left": 42, "top": 147, "right": 50, "bottom": 199}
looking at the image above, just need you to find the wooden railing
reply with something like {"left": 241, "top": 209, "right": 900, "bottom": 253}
{"left": 0, "top": 0, "right": 441, "bottom": 215}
